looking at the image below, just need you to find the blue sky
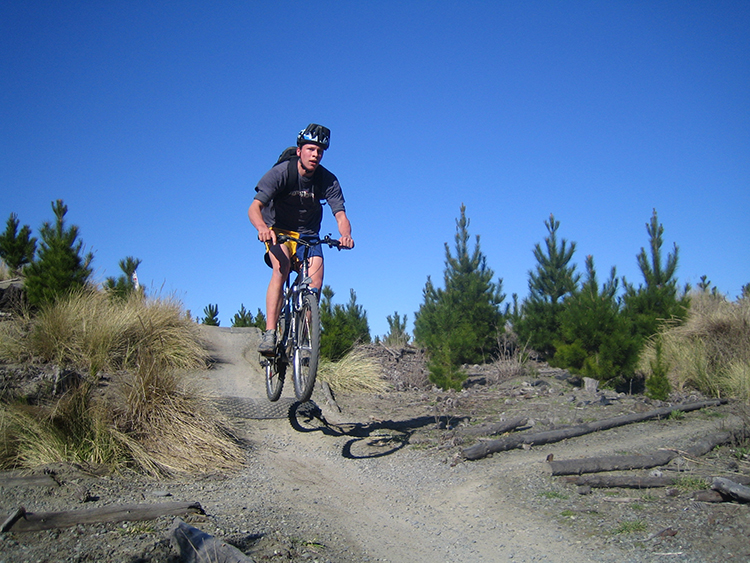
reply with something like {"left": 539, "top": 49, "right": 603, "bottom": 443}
{"left": 2, "top": 1, "right": 748, "bottom": 338}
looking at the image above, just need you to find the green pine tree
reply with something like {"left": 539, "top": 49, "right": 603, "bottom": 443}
{"left": 645, "top": 336, "right": 671, "bottom": 401}
{"left": 252, "top": 308, "right": 266, "bottom": 330}
{"left": 231, "top": 304, "right": 265, "bottom": 328}
{"left": 553, "top": 255, "right": 638, "bottom": 384}
{"left": 103, "top": 256, "right": 143, "bottom": 301}
{"left": 383, "top": 311, "right": 410, "bottom": 346}
{"left": 320, "top": 286, "right": 371, "bottom": 360}
{"left": 0, "top": 213, "right": 37, "bottom": 273}
{"left": 623, "top": 209, "right": 689, "bottom": 343}
{"left": 201, "top": 304, "right": 220, "bottom": 326}
{"left": 413, "top": 204, "right": 506, "bottom": 390}
{"left": 514, "top": 214, "right": 579, "bottom": 360}
{"left": 24, "top": 200, "right": 93, "bottom": 307}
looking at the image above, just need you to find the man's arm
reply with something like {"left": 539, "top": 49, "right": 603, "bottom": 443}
{"left": 335, "top": 210, "right": 354, "bottom": 249}
{"left": 248, "top": 200, "right": 276, "bottom": 244}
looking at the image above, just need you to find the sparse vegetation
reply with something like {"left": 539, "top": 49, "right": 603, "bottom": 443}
{"left": 611, "top": 520, "right": 647, "bottom": 535}
{"left": 673, "top": 475, "right": 710, "bottom": 492}
{"left": 539, "top": 490, "right": 569, "bottom": 500}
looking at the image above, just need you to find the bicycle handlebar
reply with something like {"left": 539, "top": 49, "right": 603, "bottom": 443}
{"left": 274, "top": 233, "right": 344, "bottom": 249}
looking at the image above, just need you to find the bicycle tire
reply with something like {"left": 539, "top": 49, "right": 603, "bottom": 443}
{"left": 265, "top": 355, "right": 285, "bottom": 401}
{"left": 265, "top": 316, "right": 287, "bottom": 401}
{"left": 292, "top": 291, "right": 320, "bottom": 402}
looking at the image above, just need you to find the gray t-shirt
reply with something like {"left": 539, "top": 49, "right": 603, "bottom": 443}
{"left": 254, "top": 161, "right": 346, "bottom": 236}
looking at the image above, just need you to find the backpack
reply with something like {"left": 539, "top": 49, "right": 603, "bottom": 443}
{"left": 275, "top": 147, "right": 327, "bottom": 201}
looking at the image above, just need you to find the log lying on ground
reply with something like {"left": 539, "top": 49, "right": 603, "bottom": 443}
{"left": 712, "top": 477, "right": 750, "bottom": 503}
{"left": 547, "top": 430, "right": 733, "bottom": 476}
{"left": 4, "top": 501, "right": 204, "bottom": 532}
{"left": 170, "top": 518, "right": 255, "bottom": 563}
{"left": 0, "top": 473, "right": 59, "bottom": 488}
{"left": 459, "top": 416, "right": 529, "bottom": 438}
{"left": 562, "top": 474, "right": 678, "bottom": 488}
{"left": 462, "top": 399, "right": 727, "bottom": 461}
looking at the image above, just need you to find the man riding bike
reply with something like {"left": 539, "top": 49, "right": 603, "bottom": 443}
{"left": 248, "top": 123, "right": 355, "bottom": 355}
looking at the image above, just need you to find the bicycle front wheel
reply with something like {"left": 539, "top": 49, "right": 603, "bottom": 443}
{"left": 292, "top": 292, "right": 320, "bottom": 402}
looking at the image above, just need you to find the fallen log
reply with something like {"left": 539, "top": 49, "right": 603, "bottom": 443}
{"left": 712, "top": 477, "right": 750, "bottom": 503}
{"left": 459, "top": 416, "right": 529, "bottom": 438}
{"left": 462, "top": 399, "right": 727, "bottom": 461}
{"left": 547, "top": 431, "right": 733, "bottom": 475}
{"left": 550, "top": 451, "right": 676, "bottom": 475}
{"left": 0, "top": 473, "right": 59, "bottom": 488}
{"left": 561, "top": 474, "right": 677, "bottom": 488}
{"left": 5, "top": 501, "right": 204, "bottom": 532}
{"left": 1, "top": 507, "right": 26, "bottom": 533}
{"left": 170, "top": 518, "right": 255, "bottom": 563}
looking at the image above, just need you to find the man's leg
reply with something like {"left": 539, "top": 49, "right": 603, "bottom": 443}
{"left": 307, "top": 255, "right": 324, "bottom": 296}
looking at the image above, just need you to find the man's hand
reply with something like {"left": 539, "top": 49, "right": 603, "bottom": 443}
{"left": 338, "top": 235, "right": 354, "bottom": 249}
{"left": 257, "top": 227, "right": 277, "bottom": 245}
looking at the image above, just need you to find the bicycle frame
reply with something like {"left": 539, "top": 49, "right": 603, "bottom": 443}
{"left": 263, "top": 234, "right": 340, "bottom": 402}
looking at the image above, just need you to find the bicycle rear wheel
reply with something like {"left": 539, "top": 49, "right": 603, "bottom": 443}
{"left": 292, "top": 291, "right": 320, "bottom": 402}
{"left": 264, "top": 316, "right": 287, "bottom": 402}
{"left": 264, "top": 355, "right": 286, "bottom": 401}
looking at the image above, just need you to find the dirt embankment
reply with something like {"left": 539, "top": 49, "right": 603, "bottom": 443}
{"left": 1, "top": 325, "right": 749, "bottom": 562}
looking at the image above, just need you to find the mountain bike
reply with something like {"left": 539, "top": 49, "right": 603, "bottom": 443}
{"left": 261, "top": 234, "right": 341, "bottom": 403}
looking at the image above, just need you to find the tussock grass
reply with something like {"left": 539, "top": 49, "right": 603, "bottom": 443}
{"left": 318, "top": 348, "right": 389, "bottom": 394}
{"left": 639, "top": 292, "right": 750, "bottom": 401}
{"left": 0, "top": 289, "right": 244, "bottom": 476}
{"left": 5, "top": 289, "right": 208, "bottom": 375}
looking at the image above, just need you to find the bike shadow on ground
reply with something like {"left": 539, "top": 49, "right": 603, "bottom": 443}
{"left": 287, "top": 401, "right": 468, "bottom": 460}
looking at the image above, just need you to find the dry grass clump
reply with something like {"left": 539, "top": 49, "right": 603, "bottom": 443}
{"left": 109, "top": 368, "right": 244, "bottom": 476}
{"left": 0, "top": 289, "right": 244, "bottom": 476}
{"left": 3, "top": 288, "right": 208, "bottom": 375}
{"left": 639, "top": 292, "right": 750, "bottom": 401}
{"left": 318, "top": 348, "right": 390, "bottom": 394}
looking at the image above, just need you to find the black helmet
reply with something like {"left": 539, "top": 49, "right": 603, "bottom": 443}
{"left": 297, "top": 123, "right": 330, "bottom": 150}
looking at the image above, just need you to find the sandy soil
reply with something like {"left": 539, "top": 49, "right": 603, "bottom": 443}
{"left": 1, "top": 325, "right": 749, "bottom": 562}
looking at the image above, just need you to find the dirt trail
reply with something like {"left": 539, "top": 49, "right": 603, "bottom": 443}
{"left": 193, "top": 325, "right": 679, "bottom": 562}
